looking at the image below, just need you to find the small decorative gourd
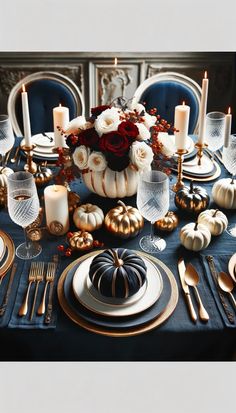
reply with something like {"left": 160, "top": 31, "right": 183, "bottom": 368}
{"left": 68, "top": 231, "right": 94, "bottom": 251}
{"left": 155, "top": 211, "right": 179, "bottom": 232}
{"left": 212, "top": 177, "right": 236, "bottom": 209}
{"left": 33, "top": 165, "right": 53, "bottom": 186}
{"left": 175, "top": 180, "right": 210, "bottom": 214}
{"left": 105, "top": 200, "right": 144, "bottom": 238}
{"left": 89, "top": 248, "right": 147, "bottom": 299}
{"left": 198, "top": 209, "right": 228, "bottom": 236}
{"left": 180, "top": 222, "right": 211, "bottom": 251}
{"left": 73, "top": 203, "right": 104, "bottom": 232}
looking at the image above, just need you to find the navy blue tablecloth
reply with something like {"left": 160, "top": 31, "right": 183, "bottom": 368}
{"left": 0, "top": 137, "right": 236, "bottom": 360}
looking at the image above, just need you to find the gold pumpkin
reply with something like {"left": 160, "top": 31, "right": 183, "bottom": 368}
{"left": 175, "top": 180, "right": 210, "bottom": 214}
{"left": 155, "top": 211, "right": 179, "bottom": 232}
{"left": 68, "top": 231, "right": 94, "bottom": 251}
{"left": 105, "top": 200, "right": 144, "bottom": 239}
{"left": 34, "top": 165, "right": 53, "bottom": 187}
{"left": 0, "top": 166, "right": 14, "bottom": 207}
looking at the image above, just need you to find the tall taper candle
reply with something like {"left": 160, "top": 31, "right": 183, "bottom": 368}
{"left": 21, "top": 84, "right": 31, "bottom": 147}
{"left": 224, "top": 107, "right": 232, "bottom": 148}
{"left": 44, "top": 185, "right": 69, "bottom": 236}
{"left": 198, "top": 71, "right": 209, "bottom": 145}
{"left": 53, "top": 104, "right": 69, "bottom": 148}
{"left": 174, "top": 102, "right": 190, "bottom": 150}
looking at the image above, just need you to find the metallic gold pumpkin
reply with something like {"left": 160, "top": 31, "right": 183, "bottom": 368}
{"left": 105, "top": 200, "right": 144, "bottom": 239}
{"left": 68, "top": 231, "right": 94, "bottom": 251}
{"left": 34, "top": 165, "right": 53, "bottom": 186}
{"left": 175, "top": 181, "right": 209, "bottom": 214}
{"left": 0, "top": 166, "right": 14, "bottom": 206}
{"left": 155, "top": 211, "right": 179, "bottom": 232}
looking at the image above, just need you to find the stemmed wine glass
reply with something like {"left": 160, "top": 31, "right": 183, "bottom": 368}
{"left": 0, "top": 115, "right": 15, "bottom": 165}
{"left": 222, "top": 134, "right": 236, "bottom": 237}
{"left": 7, "top": 171, "right": 42, "bottom": 259}
{"left": 137, "top": 170, "right": 169, "bottom": 252}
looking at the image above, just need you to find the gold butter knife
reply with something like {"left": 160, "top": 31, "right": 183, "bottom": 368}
{"left": 178, "top": 257, "right": 197, "bottom": 323}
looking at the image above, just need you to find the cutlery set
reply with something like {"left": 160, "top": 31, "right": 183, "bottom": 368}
{"left": 18, "top": 260, "right": 57, "bottom": 323}
{"left": 178, "top": 256, "right": 236, "bottom": 323}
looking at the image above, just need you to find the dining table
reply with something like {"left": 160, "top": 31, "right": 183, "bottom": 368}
{"left": 0, "top": 137, "right": 236, "bottom": 361}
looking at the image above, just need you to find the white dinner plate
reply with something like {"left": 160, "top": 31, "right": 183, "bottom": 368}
{"left": 228, "top": 253, "right": 236, "bottom": 283}
{"left": 182, "top": 153, "right": 215, "bottom": 175}
{"left": 31, "top": 132, "right": 55, "bottom": 148}
{"left": 72, "top": 255, "right": 163, "bottom": 317}
{"left": 0, "top": 236, "right": 5, "bottom": 263}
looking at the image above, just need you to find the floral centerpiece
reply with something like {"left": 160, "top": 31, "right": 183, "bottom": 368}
{"left": 57, "top": 100, "right": 174, "bottom": 198}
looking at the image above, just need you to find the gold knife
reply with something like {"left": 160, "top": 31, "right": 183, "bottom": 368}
{"left": 178, "top": 257, "right": 197, "bottom": 323}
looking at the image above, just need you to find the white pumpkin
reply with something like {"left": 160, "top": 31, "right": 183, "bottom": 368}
{"left": 212, "top": 178, "right": 236, "bottom": 209}
{"left": 73, "top": 203, "right": 104, "bottom": 232}
{"left": 0, "top": 166, "right": 14, "bottom": 187}
{"left": 180, "top": 222, "right": 211, "bottom": 251}
{"left": 82, "top": 166, "right": 139, "bottom": 198}
{"left": 198, "top": 209, "right": 228, "bottom": 236}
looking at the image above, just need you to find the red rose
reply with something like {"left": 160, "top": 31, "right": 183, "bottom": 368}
{"left": 79, "top": 128, "right": 99, "bottom": 149}
{"left": 91, "top": 105, "right": 111, "bottom": 118}
{"left": 118, "top": 120, "right": 139, "bottom": 139}
{"left": 99, "top": 131, "right": 130, "bottom": 157}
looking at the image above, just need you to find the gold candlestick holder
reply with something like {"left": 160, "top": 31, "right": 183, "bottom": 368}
{"left": 20, "top": 143, "right": 37, "bottom": 174}
{"left": 195, "top": 142, "right": 208, "bottom": 166}
{"left": 172, "top": 148, "right": 188, "bottom": 193}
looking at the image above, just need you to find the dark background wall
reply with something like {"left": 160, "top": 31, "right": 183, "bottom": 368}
{"left": 0, "top": 52, "right": 235, "bottom": 132}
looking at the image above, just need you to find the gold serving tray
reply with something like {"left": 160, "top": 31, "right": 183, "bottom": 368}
{"left": 57, "top": 250, "right": 179, "bottom": 337}
{"left": 0, "top": 230, "right": 15, "bottom": 281}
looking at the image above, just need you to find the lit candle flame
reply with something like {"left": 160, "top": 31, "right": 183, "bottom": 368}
{"left": 59, "top": 103, "right": 62, "bottom": 107}
{"left": 228, "top": 107, "right": 231, "bottom": 115}
{"left": 182, "top": 101, "right": 185, "bottom": 106}
{"left": 22, "top": 84, "right": 26, "bottom": 92}
{"left": 114, "top": 57, "right": 118, "bottom": 66}
{"left": 53, "top": 184, "right": 58, "bottom": 192}
{"left": 204, "top": 71, "right": 208, "bottom": 79}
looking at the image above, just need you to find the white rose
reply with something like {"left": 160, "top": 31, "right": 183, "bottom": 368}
{"left": 72, "top": 145, "right": 90, "bottom": 169}
{"left": 95, "top": 108, "right": 121, "bottom": 137}
{"left": 65, "top": 116, "right": 93, "bottom": 135}
{"left": 130, "top": 141, "right": 154, "bottom": 171}
{"left": 158, "top": 133, "right": 176, "bottom": 157}
{"left": 88, "top": 151, "right": 107, "bottom": 172}
{"left": 143, "top": 113, "right": 156, "bottom": 129}
{"left": 130, "top": 102, "right": 146, "bottom": 114}
{"left": 136, "top": 123, "right": 151, "bottom": 141}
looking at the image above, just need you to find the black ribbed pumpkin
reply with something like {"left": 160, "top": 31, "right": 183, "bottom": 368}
{"left": 89, "top": 248, "right": 147, "bottom": 299}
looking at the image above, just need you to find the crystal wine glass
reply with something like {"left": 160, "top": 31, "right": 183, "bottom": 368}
{"left": 222, "top": 134, "right": 236, "bottom": 237}
{"left": 0, "top": 115, "right": 15, "bottom": 163}
{"left": 7, "top": 171, "right": 42, "bottom": 259}
{"left": 205, "top": 112, "right": 226, "bottom": 159}
{"left": 137, "top": 170, "right": 169, "bottom": 252}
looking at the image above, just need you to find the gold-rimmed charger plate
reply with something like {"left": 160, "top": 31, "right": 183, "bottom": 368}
{"left": 0, "top": 230, "right": 15, "bottom": 279}
{"left": 57, "top": 250, "right": 179, "bottom": 337}
{"left": 182, "top": 161, "right": 221, "bottom": 182}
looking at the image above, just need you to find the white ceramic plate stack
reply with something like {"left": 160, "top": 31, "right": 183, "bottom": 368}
{"left": 21, "top": 132, "right": 58, "bottom": 160}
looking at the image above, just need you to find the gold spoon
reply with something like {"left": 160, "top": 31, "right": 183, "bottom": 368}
{"left": 218, "top": 272, "right": 236, "bottom": 308}
{"left": 185, "top": 263, "right": 209, "bottom": 322}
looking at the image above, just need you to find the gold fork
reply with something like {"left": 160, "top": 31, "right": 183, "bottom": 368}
{"left": 37, "top": 262, "right": 56, "bottom": 315}
{"left": 29, "top": 262, "right": 44, "bottom": 321}
{"left": 18, "top": 262, "right": 37, "bottom": 316}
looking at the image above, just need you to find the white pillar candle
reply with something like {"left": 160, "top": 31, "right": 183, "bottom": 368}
{"left": 174, "top": 102, "right": 190, "bottom": 150}
{"left": 21, "top": 84, "right": 31, "bottom": 147}
{"left": 44, "top": 185, "right": 69, "bottom": 236}
{"left": 53, "top": 104, "right": 69, "bottom": 148}
{"left": 198, "top": 71, "right": 209, "bottom": 145}
{"left": 224, "top": 107, "right": 232, "bottom": 148}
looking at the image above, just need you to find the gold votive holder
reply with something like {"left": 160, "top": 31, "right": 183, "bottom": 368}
{"left": 20, "top": 143, "right": 37, "bottom": 174}
{"left": 195, "top": 142, "right": 208, "bottom": 166}
{"left": 172, "top": 148, "right": 189, "bottom": 193}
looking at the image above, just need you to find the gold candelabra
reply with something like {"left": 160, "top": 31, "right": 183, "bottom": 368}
{"left": 195, "top": 142, "right": 208, "bottom": 166}
{"left": 172, "top": 148, "right": 188, "bottom": 193}
{"left": 20, "top": 143, "right": 37, "bottom": 174}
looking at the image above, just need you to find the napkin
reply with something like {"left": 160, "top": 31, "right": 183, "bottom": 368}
{"left": 200, "top": 254, "right": 236, "bottom": 328}
{"left": 8, "top": 256, "right": 60, "bottom": 330}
